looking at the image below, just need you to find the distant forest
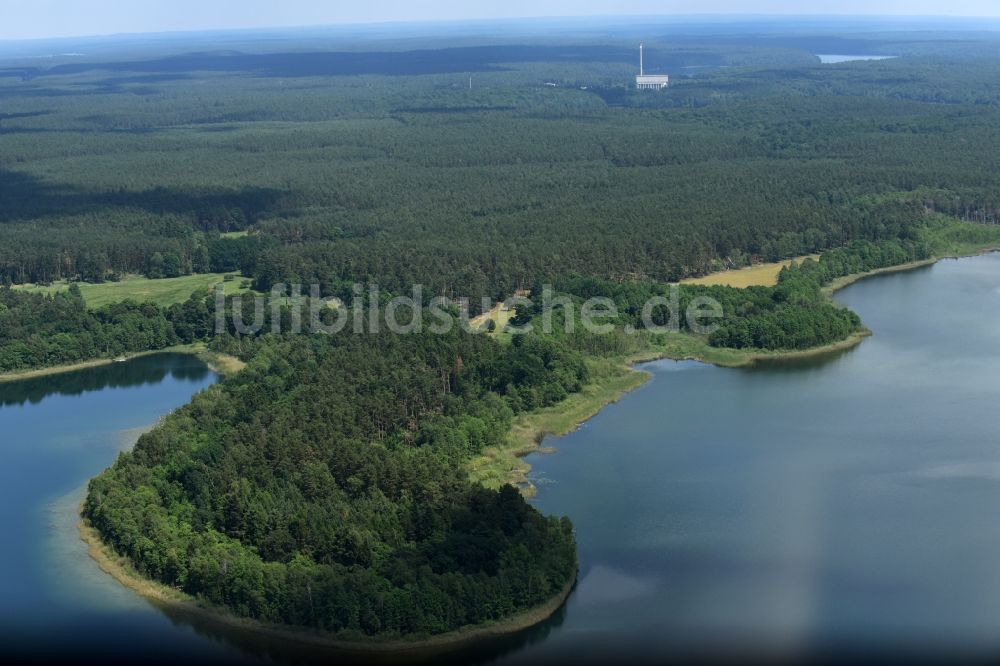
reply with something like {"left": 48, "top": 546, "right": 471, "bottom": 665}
{"left": 3, "top": 34, "right": 1000, "bottom": 300}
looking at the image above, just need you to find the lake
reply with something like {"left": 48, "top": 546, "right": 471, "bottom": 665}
{"left": 511, "top": 253, "right": 1000, "bottom": 663}
{"left": 0, "top": 354, "right": 245, "bottom": 664}
{"left": 817, "top": 54, "right": 898, "bottom": 64}
{"left": 2, "top": 254, "right": 999, "bottom": 664}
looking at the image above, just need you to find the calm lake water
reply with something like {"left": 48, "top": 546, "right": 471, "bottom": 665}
{"left": 2, "top": 254, "right": 1000, "bottom": 664}
{"left": 817, "top": 54, "right": 898, "bottom": 64}
{"left": 0, "top": 354, "right": 243, "bottom": 664}
{"left": 513, "top": 252, "right": 1000, "bottom": 663}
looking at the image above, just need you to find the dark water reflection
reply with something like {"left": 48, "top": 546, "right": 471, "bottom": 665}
{"left": 145, "top": 593, "right": 570, "bottom": 666}
{"left": 0, "top": 354, "right": 213, "bottom": 407}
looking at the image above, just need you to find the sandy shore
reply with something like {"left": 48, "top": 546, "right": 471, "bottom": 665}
{"left": 79, "top": 517, "right": 574, "bottom": 656}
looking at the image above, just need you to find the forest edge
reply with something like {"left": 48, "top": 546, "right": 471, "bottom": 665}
{"left": 68, "top": 243, "right": 997, "bottom": 653}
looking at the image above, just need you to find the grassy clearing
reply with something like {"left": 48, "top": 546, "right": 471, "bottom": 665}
{"left": 13, "top": 272, "right": 250, "bottom": 309}
{"left": 636, "top": 331, "right": 758, "bottom": 367}
{"left": 682, "top": 254, "right": 820, "bottom": 288}
{"left": 469, "top": 301, "right": 516, "bottom": 337}
{"left": 198, "top": 348, "right": 247, "bottom": 375}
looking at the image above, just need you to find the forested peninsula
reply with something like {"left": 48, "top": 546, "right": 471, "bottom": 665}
{"left": 71, "top": 221, "right": 1000, "bottom": 645}
{"left": 4, "top": 31, "right": 1000, "bottom": 646}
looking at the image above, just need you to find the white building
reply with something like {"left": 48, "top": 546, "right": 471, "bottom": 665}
{"left": 635, "top": 43, "right": 669, "bottom": 90}
{"left": 636, "top": 74, "right": 669, "bottom": 90}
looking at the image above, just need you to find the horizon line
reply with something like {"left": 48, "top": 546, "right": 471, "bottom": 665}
{"left": 2, "top": 12, "right": 999, "bottom": 46}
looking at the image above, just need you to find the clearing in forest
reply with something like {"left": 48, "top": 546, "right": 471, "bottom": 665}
{"left": 13, "top": 273, "right": 248, "bottom": 309}
{"left": 682, "top": 255, "right": 821, "bottom": 288}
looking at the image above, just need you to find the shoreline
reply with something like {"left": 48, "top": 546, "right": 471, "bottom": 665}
{"left": 477, "top": 332, "right": 874, "bottom": 496}
{"left": 0, "top": 343, "right": 244, "bottom": 383}
{"left": 646, "top": 328, "right": 873, "bottom": 369}
{"left": 78, "top": 518, "right": 575, "bottom": 656}
{"left": 470, "top": 358, "right": 652, "bottom": 496}
{"left": 821, "top": 257, "right": 940, "bottom": 296}
{"left": 487, "top": 249, "right": 991, "bottom": 493}
{"left": 72, "top": 246, "right": 995, "bottom": 652}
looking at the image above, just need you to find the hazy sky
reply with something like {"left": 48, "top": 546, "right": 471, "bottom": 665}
{"left": 2, "top": 0, "right": 1000, "bottom": 41}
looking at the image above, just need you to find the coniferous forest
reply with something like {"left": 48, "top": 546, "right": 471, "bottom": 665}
{"left": 85, "top": 330, "right": 581, "bottom": 638}
{"left": 5, "top": 23, "right": 1000, "bottom": 643}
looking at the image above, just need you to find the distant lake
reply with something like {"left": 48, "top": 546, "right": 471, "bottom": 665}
{"left": 817, "top": 54, "right": 898, "bottom": 63}
{"left": 4, "top": 254, "right": 1000, "bottom": 663}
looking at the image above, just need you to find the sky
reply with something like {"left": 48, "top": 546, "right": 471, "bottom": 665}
{"left": 2, "top": 0, "right": 1000, "bottom": 41}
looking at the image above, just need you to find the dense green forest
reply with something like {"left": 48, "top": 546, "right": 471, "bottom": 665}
{"left": 3, "top": 33, "right": 1000, "bottom": 298}
{"left": 0, "top": 233, "right": 926, "bottom": 374}
{"left": 0, "top": 286, "right": 213, "bottom": 372}
{"left": 539, "top": 274, "right": 862, "bottom": 353}
{"left": 707, "top": 238, "right": 931, "bottom": 349}
{"left": 85, "top": 329, "right": 579, "bottom": 638}
{"left": 5, "top": 25, "right": 1000, "bottom": 641}
{"left": 510, "top": 238, "right": 927, "bottom": 355}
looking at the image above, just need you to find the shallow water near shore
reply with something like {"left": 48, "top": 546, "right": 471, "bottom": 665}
{"left": 0, "top": 353, "right": 240, "bottom": 663}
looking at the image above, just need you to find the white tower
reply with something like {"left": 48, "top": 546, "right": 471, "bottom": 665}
{"left": 635, "top": 42, "right": 669, "bottom": 90}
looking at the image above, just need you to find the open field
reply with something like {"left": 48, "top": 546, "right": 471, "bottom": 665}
{"left": 682, "top": 255, "right": 821, "bottom": 288}
{"left": 13, "top": 273, "right": 249, "bottom": 309}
